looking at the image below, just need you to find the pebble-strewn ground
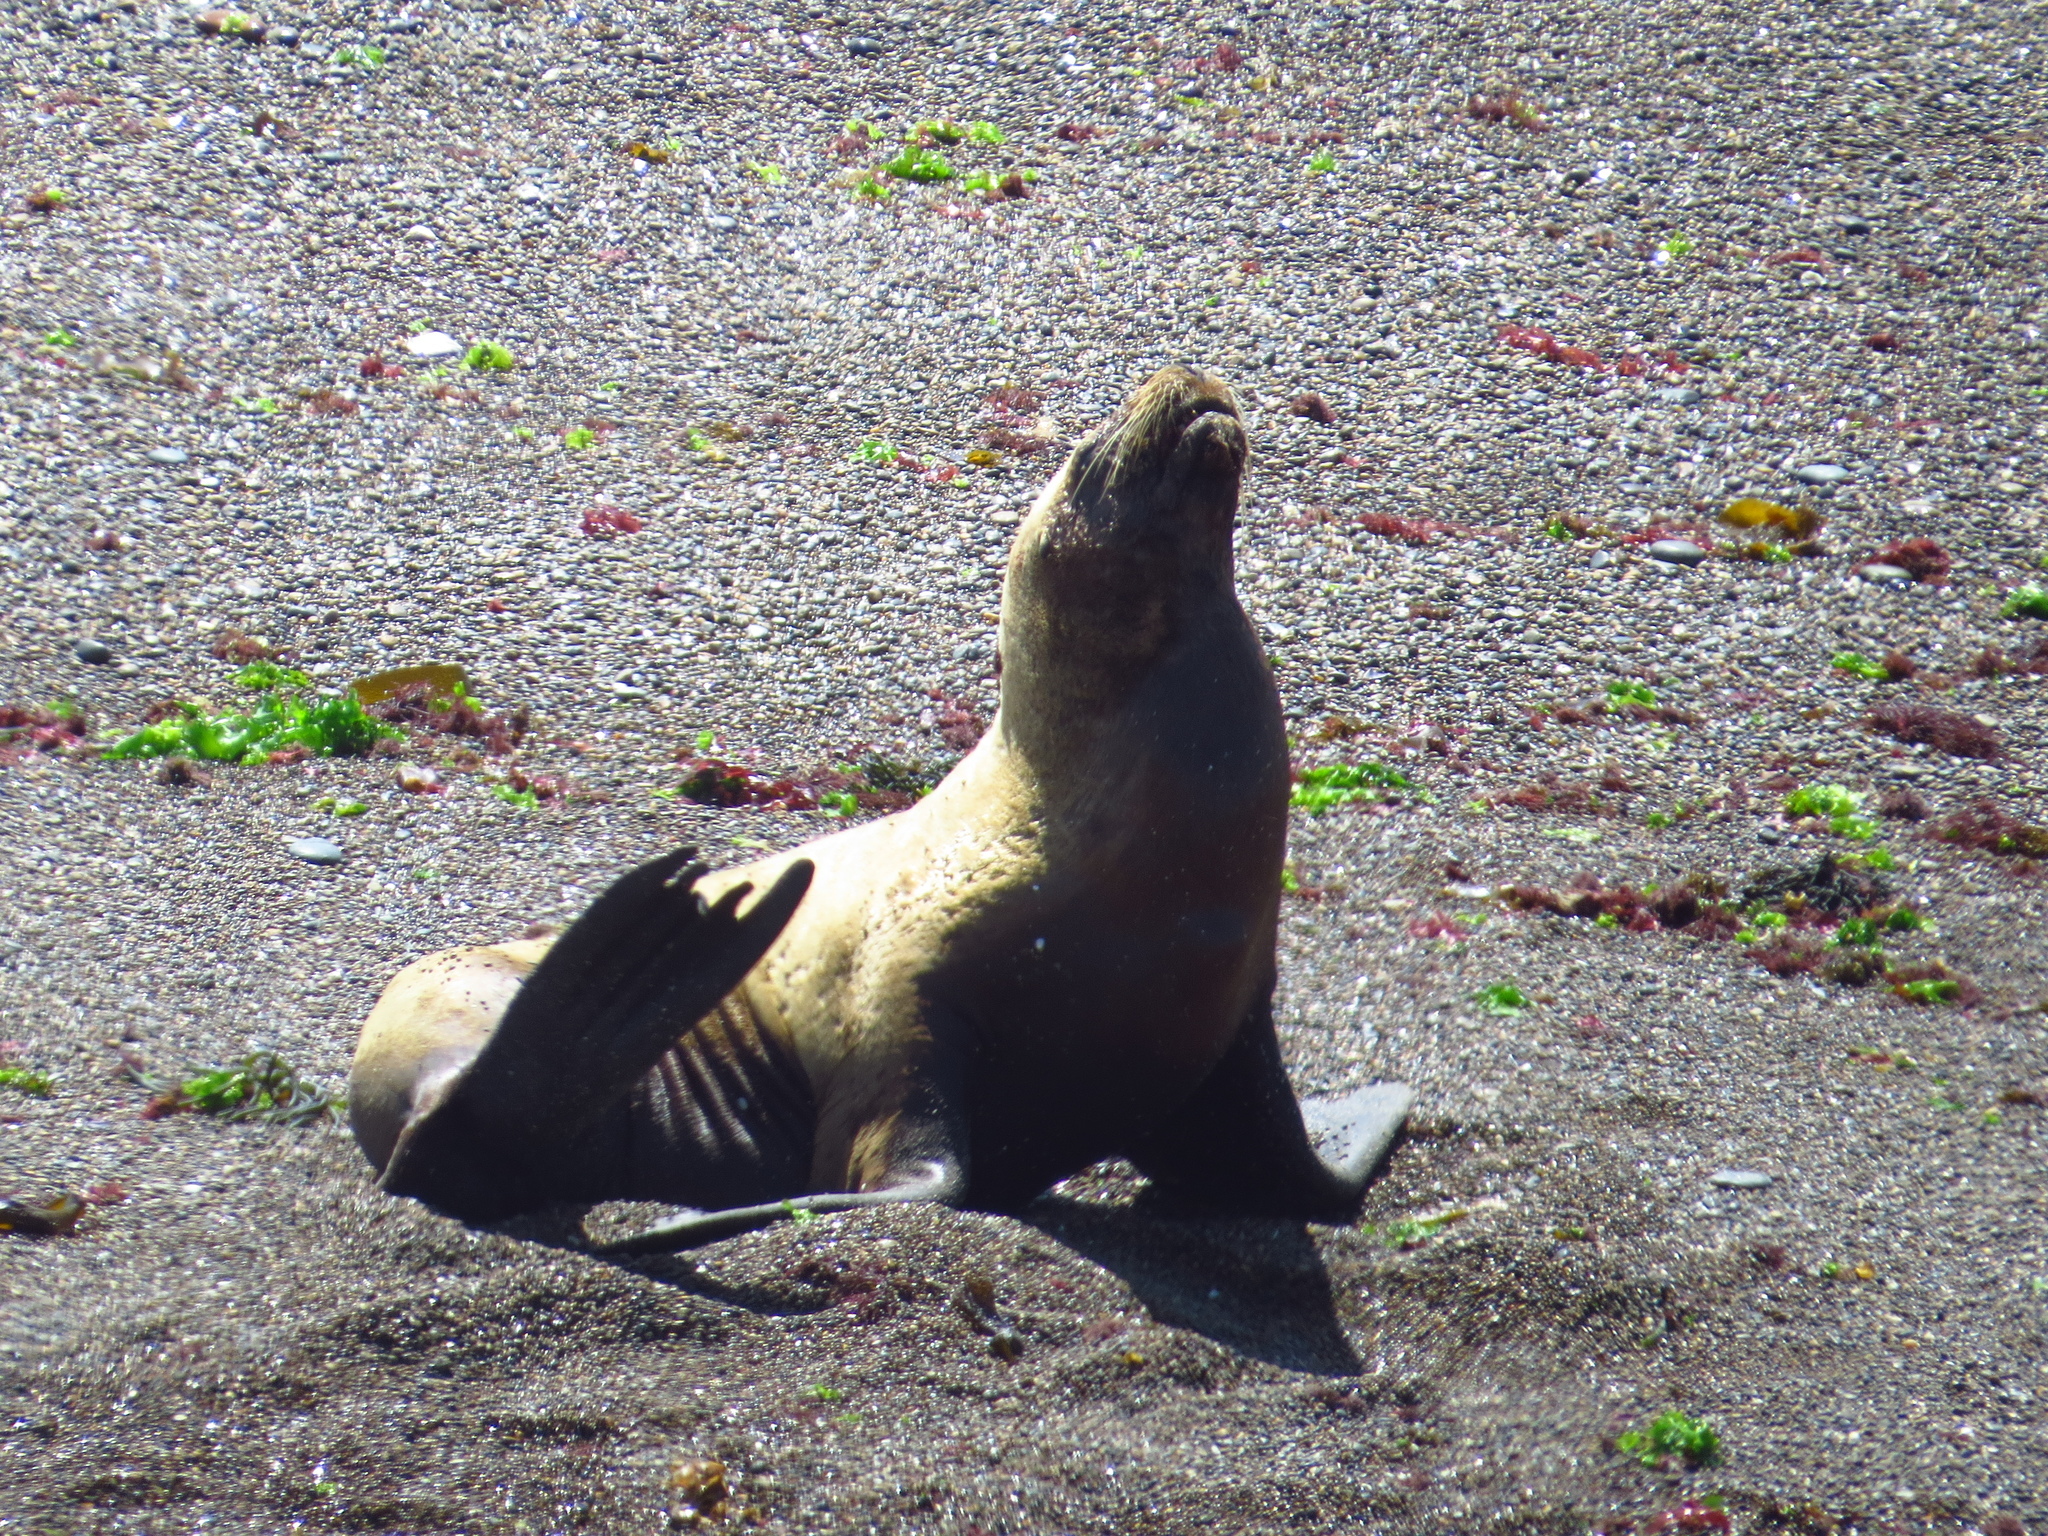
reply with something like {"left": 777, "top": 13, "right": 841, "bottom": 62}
{"left": 4, "top": 1, "right": 2048, "bottom": 1531}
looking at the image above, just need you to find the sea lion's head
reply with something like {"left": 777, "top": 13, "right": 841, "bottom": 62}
{"left": 1009, "top": 363, "right": 1247, "bottom": 599}
{"left": 1043, "top": 363, "right": 1246, "bottom": 575}
{"left": 1056, "top": 364, "right": 1245, "bottom": 561}
{"left": 997, "top": 365, "right": 1256, "bottom": 730}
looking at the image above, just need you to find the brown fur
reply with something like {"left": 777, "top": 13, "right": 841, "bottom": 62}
{"left": 351, "top": 367, "right": 1384, "bottom": 1231}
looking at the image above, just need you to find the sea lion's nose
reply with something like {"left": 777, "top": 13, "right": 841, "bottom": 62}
{"left": 1183, "top": 408, "right": 1247, "bottom": 470}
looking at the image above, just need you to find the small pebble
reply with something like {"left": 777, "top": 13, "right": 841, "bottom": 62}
{"left": 1833, "top": 214, "right": 1872, "bottom": 235}
{"left": 706, "top": 215, "right": 737, "bottom": 232}
{"left": 1858, "top": 563, "right": 1912, "bottom": 584}
{"left": 1588, "top": 549, "right": 1616, "bottom": 569}
{"left": 287, "top": 837, "right": 347, "bottom": 866}
{"left": 1645, "top": 539, "right": 1707, "bottom": 567}
{"left": 404, "top": 330, "right": 464, "bottom": 359}
{"left": 145, "top": 446, "right": 188, "bottom": 465}
{"left": 1793, "top": 464, "right": 1849, "bottom": 485}
{"left": 73, "top": 638, "right": 113, "bottom": 665}
{"left": 1655, "top": 386, "right": 1701, "bottom": 405}
{"left": 847, "top": 36, "right": 887, "bottom": 56}
{"left": 1710, "top": 1169, "right": 1774, "bottom": 1190}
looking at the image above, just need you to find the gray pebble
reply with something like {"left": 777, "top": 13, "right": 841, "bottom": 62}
{"left": 1588, "top": 549, "right": 1616, "bottom": 569}
{"left": 1832, "top": 214, "right": 1871, "bottom": 236}
{"left": 73, "top": 638, "right": 113, "bottom": 665}
{"left": 1645, "top": 539, "right": 1707, "bottom": 567}
{"left": 1656, "top": 387, "right": 1702, "bottom": 405}
{"left": 1710, "top": 1169, "right": 1774, "bottom": 1189}
{"left": 847, "top": 36, "right": 887, "bottom": 56}
{"left": 1793, "top": 464, "right": 1849, "bottom": 485}
{"left": 287, "top": 837, "right": 347, "bottom": 866}
{"left": 145, "top": 446, "right": 188, "bottom": 465}
{"left": 706, "top": 215, "right": 737, "bottom": 232}
{"left": 1858, "top": 563, "right": 1912, "bottom": 584}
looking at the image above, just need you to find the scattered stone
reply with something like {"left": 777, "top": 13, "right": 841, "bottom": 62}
{"left": 1793, "top": 464, "right": 1849, "bottom": 485}
{"left": 1832, "top": 214, "right": 1872, "bottom": 235}
{"left": 145, "top": 446, "right": 188, "bottom": 465}
{"left": 1588, "top": 548, "right": 1616, "bottom": 569}
{"left": 1655, "top": 386, "right": 1702, "bottom": 404}
{"left": 847, "top": 36, "right": 887, "bottom": 56}
{"left": 669, "top": 1459, "right": 730, "bottom": 1524}
{"left": 195, "top": 10, "right": 266, "bottom": 42}
{"left": 73, "top": 638, "right": 113, "bottom": 665}
{"left": 1858, "top": 563, "right": 1912, "bottom": 584}
{"left": 403, "top": 330, "right": 464, "bottom": 359}
{"left": 1710, "top": 1169, "right": 1774, "bottom": 1190}
{"left": 1645, "top": 539, "right": 1707, "bottom": 567}
{"left": 286, "top": 837, "right": 346, "bottom": 866}
{"left": 706, "top": 215, "right": 737, "bottom": 232}
{"left": 1743, "top": 855, "right": 1891, "bottom": 914}
{"left": 395, "top": 763, "right": 443, "bottom": 794}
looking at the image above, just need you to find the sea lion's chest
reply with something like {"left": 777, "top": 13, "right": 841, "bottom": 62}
{"left": 930, "top": 675, "right": 1288, "bottom": 1116}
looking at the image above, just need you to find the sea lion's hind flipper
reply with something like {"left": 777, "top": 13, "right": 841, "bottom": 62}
{"left": 593, "top": 1039, "right": 971, "bottom": 1254}
{"left": 1125, "top": 1001, "right": 1410, "bottom": 1221}
{"left": 588, "top": 1158, "right": 963, "bottom": 1254}
{"left": 379, "top": 852, "right": 813, "bottom": 1221}
{"left": 1299, "top": 1082, "right": 1414, "bottom": 1196}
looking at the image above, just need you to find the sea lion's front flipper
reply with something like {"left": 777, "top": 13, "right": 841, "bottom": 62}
{"left": 380, "top": 850, "right": 813, "bottom": 1222}
{"left": 1126, "top": 1000, "right": 1410, "bottom": 1221}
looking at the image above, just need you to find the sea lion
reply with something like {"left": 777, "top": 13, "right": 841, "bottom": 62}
{"left": 350, "top": 363, "right": 1413, "bottom": 1251}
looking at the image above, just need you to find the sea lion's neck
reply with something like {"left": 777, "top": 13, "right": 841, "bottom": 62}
{"left": 992, "top": 555, "right": 1273, "bottom": 785}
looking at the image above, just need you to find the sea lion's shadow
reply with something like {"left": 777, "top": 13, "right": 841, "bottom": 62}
{"left": 1021, "top": 1195, "right": 1361, "bottom": 1376}
{"left": 548, "top": 1196, "right": 1360, "bottom": 1376}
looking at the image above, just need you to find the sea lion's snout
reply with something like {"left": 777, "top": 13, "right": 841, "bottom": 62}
{"left": 1172, "top": 401, "right": 1248, "bottom": 479}
{"left": 1126, "top": 363, "right": 1242, "bottom": 468}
